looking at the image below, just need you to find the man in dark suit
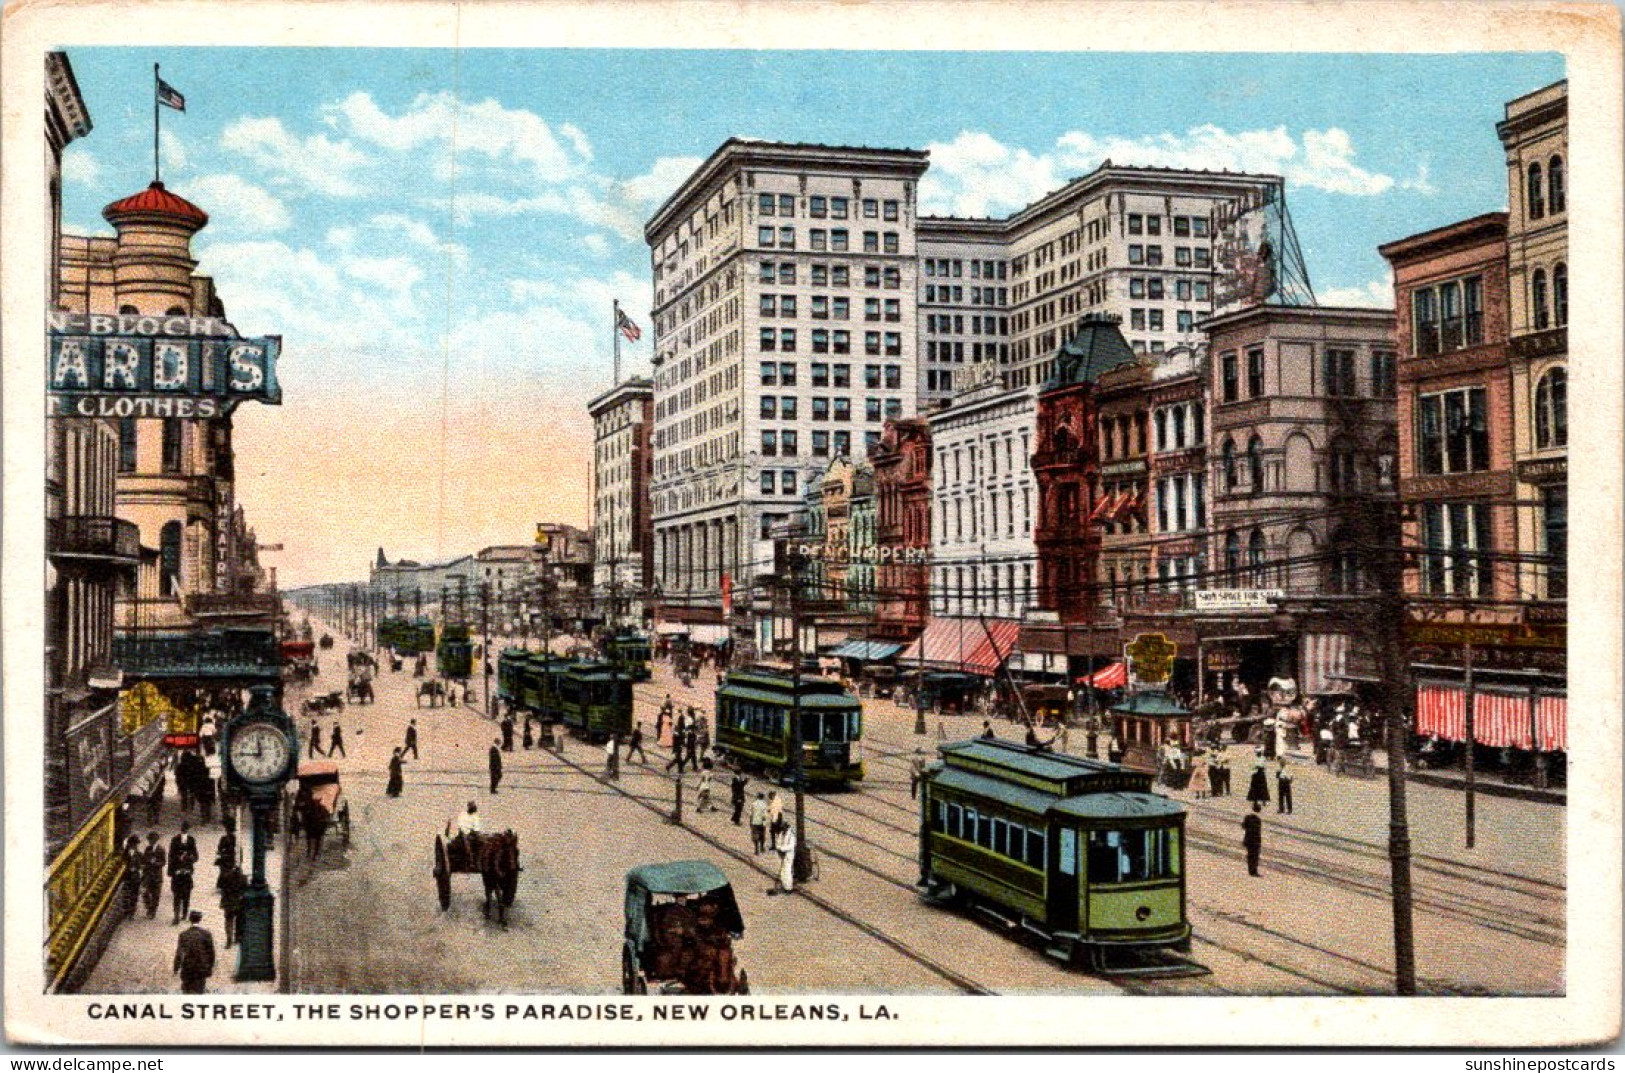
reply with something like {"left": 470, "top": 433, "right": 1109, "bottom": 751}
{"left": 173, "top": 911, "right": 216, "bottom": 993}
{"left": 307, "top": 720, "right": 324, "bottom": 758}
{"left": 1242, "top": 804, "right": 1264, "bottom": 877}
{"left": 404, "top": 719, "right": 420, "bottom": 759}
{"left": 217, "top": 863, "right": 247, "bottom": 948}
{"left": 501, "top": 716, "right": 515, "bottom": 752}
{"left": 141, "top": 833, "right": 165, "bottom": 918}
{"left": 729, "top": 768, "right": 749, "bottom": 825}
{"left": 488, "top": 739, "right": 503, "bottom": 794}
{"left": 167, "top": 822, "right": 199, "bottom": 923}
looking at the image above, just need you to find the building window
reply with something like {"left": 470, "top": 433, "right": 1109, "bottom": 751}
{"left": 885, "top": 333, "right": 902, "bottom": 356}
{"left": 1220, "top": 352, "right": 1238, "bottom": 402}
{"left": 1248, "top": 530, "right": 1268, "bottom": 586}
{"left": 161, "top": 418, "right": 183, "bottom": 473}
{"left": 1223, "top": 531, "right": 1242, "bottom": 580}
{"left": 779, "top": 362, "right": 797, "bottom": 386}
{"left": 759, "top": 194, "right": 776, "bottom": 216}
{"left": 1128, "top": 245, "right": 1144, "bottom": 265}
{"left": 159, "top": 520, "right": 182, "bottom": 595}
{"left": 1543, "top": 486, "right": 1567, "bottom": 598}
{"left": 1417, "top": 387, "right": 1490, "bottom": 474}
{"left": 1130, "top": 278, "right": 1145, "bottom": 299}
{"left": 1324, "top": 348, "right": 1357, "bottom": 396}
{"left": 1532, "top": 268, "right": 1549, "bottom": 330}
{"left": 1246, "top": 436, "right": 1264, "bottom": 492}
{"left": 761, "top": 397, "right": 777, "bottom": 420}
{"left": 1527, "top": 162, "right": 1545, "bottom": 220}
{"left": 834, "top": 431, "right": 850, "bottom": 455}
{"left": 779, "top": 226, "right": 795, "bottom": 249}
{"left": 1535, "top": 367, "right": 1567, "bottom": 449}
{"left": 831, "top": 230, "right": 849, "bottom": 252}
{"left": 118, "top": 417, "right": 138, "bottom": 472}
{"left": 1177, "top": 310, "right": 1193, "bottom": 332}
{"left": 1420, "top": 502, "right": 1492, "bottom": 596}
{"left": 883, "top": 232, "right": 899, "bottom": 254}
{"left": 1222, "top": 439, "right": 1237, "bottom": 491}
{"left": 1549, "top": 156, "right": 1565, "bottom": 214}
{"left": 780, "top": 329, "right": 797, "bottom": 352}
{"left": 883, "top": 200, "right": 899, "bottom": 221}
{"left": 1553, "top": 262, "right": 1567, "bottom": 327}
{"left": 812, "top": 397, "right": 829, "bottom": 420}
{"left": 866, "top": 398, "right": 882, "bottom": 422}
{"left": 760, "top": 472, "right": 776, "bottom": 495}
{"left": 760, "top": 294, "right": 777, "bottom": 317}
{"left": 809, "top": 195, "right": 827, "bottom": 218}
{"left": 834, "top": 398, "right": 851, "bottom": 422}
{"left": 781, "top": 430, "right": 798, "bottom": 456}
{"left": 781, "top": 397, "right": 797, "bottom": 421}
{"left": 761, "top": 431, "right": 778, "bottom": 457}
{"left": 813, "top": 430, "right": 829, "bottom": 456}
{"left": 1371, "top": 350, "right": 1397, "bottom": 397}
{"left": 760, "top": 328, "right": 776, "bottom": 352}
{"left": 1128, "top": 214, "right": 1143, "bottom": 235}
{"left": 758, "top": 226, "right": 775, "bottom": 246}
{"left": 833, "top": 330, "right": 850, "bottom": 354}
{"left": 779, "top": 264, "right": 796, "bottom": 285}
{"left": 833, "top": 364, "right": 850, "bottom": 388}
{"left": 863, "top": 231, "right": 879, "bottom": 253}
{"left": 1246, "top": 348, "right": 1265, "bottom": 397}
{"left": 812, "top": 329, "right": 829, "bottom": 353}
{"left": 759, "top": 261, "right": 775, "bottom": 283}
{"left": 1412, "top": 276, "right": 1483, "bottom": 355}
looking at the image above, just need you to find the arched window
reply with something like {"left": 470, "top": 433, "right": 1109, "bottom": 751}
{"left": 1222, "top": 439, "right": 1237, "bottom": 491}
{"left": 1535, "top": 367, "right": 1567, "bottom": 449}
{"left": 1154, "top": 409, "right": 1168, "bottom": 452}
{"left": 159, "top": 520, "right": 183, "bottom": 596}
{"left": 1532, "top": 268, "right": 1549, "bottom": 330}
{"left": 1247, "top": 530, "right": 1268, "bottom": 586}
{"left": 1247, "top": 435, "right": 1264, "bottom": 493}
{"left": 1172, "top": 406, "right": 1187, "bottom": 448}
{"left": 1527, "top": 162, "right": 1545, "bottom": 219}
{"left": 1548, "top": 155, "right": 1565, "bottom": 214}
{"left": 1224, "top": 531, "right": 1242, "bottom": 580}
{"left": 118, "top": 304, "right": 138, "bottom": 315}
{"left": 1553, "top": 262, "right": 1568, "bottom": 327}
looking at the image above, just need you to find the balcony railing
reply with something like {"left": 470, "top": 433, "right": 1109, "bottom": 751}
{"left": 185, "top": 592, "right": 281, "bottom": 618}
{"left": 114, "top": 628, "right": 280, "bottom": 680}
{"left": 48, "top": 516, "right": 141, "bottom": 564}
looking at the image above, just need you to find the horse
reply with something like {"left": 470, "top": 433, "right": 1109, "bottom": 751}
{"left": 297, "top": 798, "right": 330, "bottom": 861}
{"left": 416, "top": 681, "right": 439, "bottom": 708}
{"left": 479, "top": 830, "right": 521, "bottom": 927}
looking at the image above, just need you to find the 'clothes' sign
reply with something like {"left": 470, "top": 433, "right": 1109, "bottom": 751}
{"left": 47, "top": 315, "right": 282, "bottom": 415}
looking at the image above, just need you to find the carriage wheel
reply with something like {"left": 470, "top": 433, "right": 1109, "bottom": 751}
{"left": 434, "top": 837, "right": 452, "bottom": 911}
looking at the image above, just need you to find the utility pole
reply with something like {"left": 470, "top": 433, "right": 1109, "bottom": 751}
{"left": 787, "top": 552, "right": 812, "bottom": 884}
{"left": 1463, "top": 639, "right": 1476, "bottom": 849}
{"left": 480, "top": 581, "right": 494, "bottom": 717}
{"left": 1366, "top": 492, "right": 1417, "bottom": 995}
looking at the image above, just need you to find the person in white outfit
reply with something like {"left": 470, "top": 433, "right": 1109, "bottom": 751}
{"left": 775, "top": 824, "right": 797, "bottom": 894}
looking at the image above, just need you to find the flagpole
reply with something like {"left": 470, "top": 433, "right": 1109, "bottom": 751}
{"left": 612, "top": 299, "right": 622, "bottom": 386}
{"left": 153, "top": 63, "right": 161, "bottom": 184}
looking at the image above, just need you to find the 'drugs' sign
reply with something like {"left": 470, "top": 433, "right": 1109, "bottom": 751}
{"left": 47, "top": 311, "right": 281, "bottom": 417}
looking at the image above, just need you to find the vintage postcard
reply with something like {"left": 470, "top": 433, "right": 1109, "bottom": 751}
{"left": 4, "top": 0, "right": 1621, "bottom": 1050}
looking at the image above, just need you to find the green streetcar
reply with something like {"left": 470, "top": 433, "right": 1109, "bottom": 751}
{"left": 602, "top": 631, "right": 653, "bottom": 682}
{"left": 713, "top": 667, "right": 864, "bottom": 785}
{"left": 378, "top": 616, "right": 435, "bottom": 655}
{"left": 436, "top": 623, "right": 473, "bottom": 679}
{"left": 496, "top": 649, "right": 631, "bottom": 742}
{"left": 919, "top": 739, "right": 1191, "bottom": 970}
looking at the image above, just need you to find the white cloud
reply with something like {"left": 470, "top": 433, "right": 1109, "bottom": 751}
{"left": 61, "top": 147, "right": 100, "bottom": 187}
{"left": 324, "top": 91, "right": 592, "bottom": 184}
{"left": 220, "top": 116, "right": 371, "bottom": 196}
{"left": 185, "top": 174, "right": 290, "bottom": 234}
{"left": 1317, "top": 276, "right": 1395, "bottom": 308}
{"left": 159, "top": 130, "right": 190, "bottom": 174}
{"left": 448, "top": 153, "right": 704, "bottom": 242}
{"left": 582, "top": 234, "right": 610, "bottom": 257}
{"left": 921, "top": 125, "right": 1420, "bottom": 216}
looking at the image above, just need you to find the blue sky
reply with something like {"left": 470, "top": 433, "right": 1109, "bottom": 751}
{"left": 57, "top": 48, "right": 1564, "bottom": 585}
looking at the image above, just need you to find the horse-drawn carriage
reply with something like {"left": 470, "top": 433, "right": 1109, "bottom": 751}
{"left": 288, "top": 761, "right": 351, "bottom": 859}
{"left": 303, "top": 691, "right": 344, "bottom": 716}
{"left": 346, "top": 676, "right": 375, "bottom": 704}
{"left": 281, "top": 641, "right": 318, "bottom": 683}
{"left": 621, "top": 861, "right": 749, "bottom": 995}
{"left": 434, "top": 825, "right": 521, "bottom": 925}
{"left": 416, "top": 680, "right": 449, "bottom": 707}
{"left": 857, "top": 665, "right": 897, "bottom": 699}
{"left": 318, "top": 634, "right": 334, "bottom": 649}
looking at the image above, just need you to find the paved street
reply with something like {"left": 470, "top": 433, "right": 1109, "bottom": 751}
{"left": 278, "top": 622, "right": 1562, "bottom": 997}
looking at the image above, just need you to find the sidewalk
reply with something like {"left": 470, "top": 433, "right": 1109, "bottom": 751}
{"left": 79, "top": 789, "right": 285, "bottom": 995}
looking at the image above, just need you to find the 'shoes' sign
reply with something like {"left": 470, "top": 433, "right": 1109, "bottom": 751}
{"left": 46, "top": 311, "right": 281, "bottom": 417}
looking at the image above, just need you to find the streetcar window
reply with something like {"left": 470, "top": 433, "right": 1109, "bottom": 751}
{"left": 1025, "top": 830, "right": 1046, "bottom": 870}
{"left": 945, "top": 803, "right": 961, "bottom": 838}
{"left": 1086, "top": 828, "right": 1176, "bottom": 884}
{"left": 1058, "top": 829, "right": 1077, "bottom": 876}
{"left": 992, "top": 818, "right": 1008, "bottom": 857}
{"left": 977, "top": 814, "right": 992, "bottom": 846}
{"left": 963, "top": 807, "right": 977, "bottom": 841}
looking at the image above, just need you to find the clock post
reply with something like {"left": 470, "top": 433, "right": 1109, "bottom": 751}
{"left": 222, "top": 683, "right": 298, "bottom": 983}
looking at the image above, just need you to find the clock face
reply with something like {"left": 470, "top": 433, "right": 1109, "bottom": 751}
{"left": 229, "top": 721, "right": 291, "bottom": 784}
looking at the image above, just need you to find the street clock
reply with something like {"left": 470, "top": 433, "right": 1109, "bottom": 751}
{"left": 223, "top": 684, "right": 297, "bottom": 796}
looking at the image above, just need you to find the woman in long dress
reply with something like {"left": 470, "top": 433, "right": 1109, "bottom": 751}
{"left": 1188, "top": 754, "right": 1211, "bottom": 799}
{"left": 386, "top": 748, "right": 405, "bottom": 797}
{"left": 775, "top": 824, "right": 797, "bottom": 894}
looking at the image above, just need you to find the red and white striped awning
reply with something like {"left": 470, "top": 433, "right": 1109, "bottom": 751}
{"left": 1299, "top": 633, "right": 1349, "bottom": 696}
{"left": 1086, "top": 661, "right": 1128, "bottom": 689}
{"left": 899, "top": 618, "right": 1020, "bottom": 676}
{"left": 1415, "top": 683, "right": 1566, "bottom": 751}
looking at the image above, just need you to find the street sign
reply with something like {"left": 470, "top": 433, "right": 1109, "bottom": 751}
{"left": 1126, "top": 632, "right": 1177, "bottom": 684}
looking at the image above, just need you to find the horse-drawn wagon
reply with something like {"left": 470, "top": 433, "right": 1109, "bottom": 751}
{"left": 288, "top": 761, "right": 350, "bottom": 859}
{"left": 621, "top": 861, "right": 749, "bottom": 995}
{"left": 434, "top": 825, "right": 521, "bottom": 925}
{"left": 302, "top": 690, "right": 344, "bottom": 716}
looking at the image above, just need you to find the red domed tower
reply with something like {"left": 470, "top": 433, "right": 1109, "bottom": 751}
{"left": 101, "top": 180, "right": 208, "bottom": 316}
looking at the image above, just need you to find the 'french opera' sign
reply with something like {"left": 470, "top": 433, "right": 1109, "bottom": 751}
{"left": 46, "top": 311, "right": 282, "bottom": 416}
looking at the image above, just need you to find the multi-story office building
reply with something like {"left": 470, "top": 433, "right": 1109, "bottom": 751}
{"left": 917, "top": 218, "right": 1011, "bottom": 406}
{"left": 587, "top": 377, "right": 655, "bottom": 604}
{"left": 1094, "top": 358, "right": 1154, "bottom": 607}
{"left": 1498, "top": 81, "right": 1568, "bottom": 604}
{"left": 646, "top": 140, "right": 929, "bottom": 618}
{"left": 917, "top": 165, "right": 1282, "bottom": 400}
{"left": 927, "top": 366, "right": 1039, "bottom": 621}
{"left": 847, "top": 464, "right": 877, "bottom": 617}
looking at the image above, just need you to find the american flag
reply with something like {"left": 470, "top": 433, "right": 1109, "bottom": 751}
{"left": 157, "top": 77, "right": 186, "bottom": 112}
{"left": 615, "top": 307, "right": 642, "bottom": 343}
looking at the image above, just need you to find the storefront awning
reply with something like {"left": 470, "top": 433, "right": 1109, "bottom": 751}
{"left": 1416, "top": 682, "right": 1566, "bottom": 752}
{"left": 830, "top": 640, "right": 902, "bottom": 662}
{"left": 899, "top": 618, "right": 1021, "bottom": 676}
{"left": 1086, "top": 661, "right": 1128, "bottom": 689}
{"left": 1300, "top": 633, "right": 1349, "bottom": 696}
{"left": 654, "top": 623, "right": 690, "bottom": 637}
{"left": 688, "top": 624, "right": 730, "bottom": 645}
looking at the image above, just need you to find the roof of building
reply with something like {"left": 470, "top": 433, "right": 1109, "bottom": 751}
{"left": 1045, "top": 313, "right": 1140, "bottom": 389}
{"left": 1377, "top": 211, "right": 1508, "bottom": 265}
{"left": 477, "top": 545, "right": 534, "bottom": 562}
{"left": 102, "top": 181, "right": 209, "bottom": 229}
